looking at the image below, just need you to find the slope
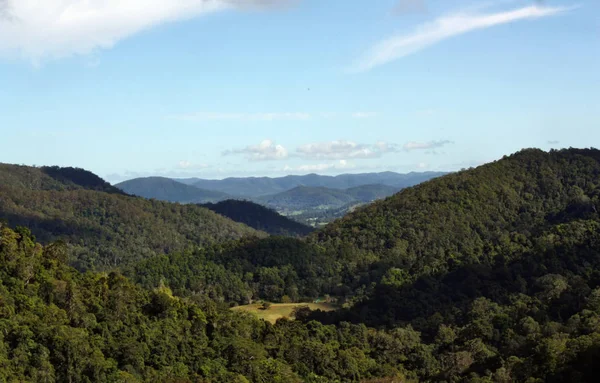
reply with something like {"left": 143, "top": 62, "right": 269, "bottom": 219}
{"left": 0, "top": 164, "right": 263, "bottom": 271}
{"left": 200, "top": 199, "right": 313, "bottom": 236}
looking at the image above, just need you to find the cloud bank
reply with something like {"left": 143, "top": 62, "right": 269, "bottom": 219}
{"left": 296, "top": 140, "right": 398, "bottom": 160}
{"left": 223, "top": 139, "right": 289, "bottom": 161}
{"left": 353, "top": 4, "right": 574, "bottom": 72}
{"left": 0, "top": 0, "right": 289, "bottom": 60}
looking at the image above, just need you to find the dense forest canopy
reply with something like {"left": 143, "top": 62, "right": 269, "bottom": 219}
{"left": 2, "top": 148, "right": 600, "bottom": 382}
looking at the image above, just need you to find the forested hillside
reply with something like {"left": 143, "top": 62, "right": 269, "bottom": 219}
{"left": 0, "top": 223, "right": 417, "bottom": 382}
{"left": 130, "top": 148, "right": 600, "bottom": 381}
{"left": 0, "top": 164, "right": 262, "bottom": 271}
{"left": 201, "top": 199, "right": 313, "bottom": 236}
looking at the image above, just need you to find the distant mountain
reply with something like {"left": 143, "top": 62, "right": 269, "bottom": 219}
{"left": 0, "top": 164, "right": 262, "bottom": 271}
{"left": 201, "top": 199, "right": 313, "bottom": 237}
{"left": 253, "top": 183, "right": 402, "bottom": 213}
{"left": 116, "top": 176, "right": 229, "bottom": 203}
{"left": 178, "top": 171, "right": 447, "bottom": 198}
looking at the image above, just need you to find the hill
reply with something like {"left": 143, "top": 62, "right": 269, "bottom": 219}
{"left": 178, "top": 171, "right": 446, "bottom": 198}
{"left": 0, "top": 164, "right": 263, "bottom": 271}
{"left": 115, "top": 176, "right": 229, "bottom": 203}
{"left": 200, "top": 199, "right": 314, "bottom": 236}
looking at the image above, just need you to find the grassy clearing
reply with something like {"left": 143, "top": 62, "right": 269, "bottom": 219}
{"left": 231, "top": 302, "right": 336, "bottom": 323}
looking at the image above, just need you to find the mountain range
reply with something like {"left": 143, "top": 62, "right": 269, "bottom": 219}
{"left": 175, "top": 171, "right": 447, "bottom": 197}
{"left": 116, "top": 171, "right": 446, "bottom": 217}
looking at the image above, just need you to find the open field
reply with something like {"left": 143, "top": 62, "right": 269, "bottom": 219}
{"left": 231, "top": 302, "right": 336, "bottom": 323}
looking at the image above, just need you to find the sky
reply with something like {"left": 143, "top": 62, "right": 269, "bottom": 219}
{"left": 0, "top": 0, "right": 598, "bottom": 183}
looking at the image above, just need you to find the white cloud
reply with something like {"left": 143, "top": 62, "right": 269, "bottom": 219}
{"left": 0, "top": 0, "right": 289, "bottom": 60}
{"left": 416, "top": 162, "right": 428, "bottom": 169}
{"left": 297, "top": 140, "right": 398, "bottom": 160}
{"left": 169, "top": 112, "right": 311, "bottom": 122}
{"left": 353, "top": 4, "right": 574, "bottom": 72}
{"left": 224, "top": 139, "right": 288, "bottom": 161}
{"left": 403, "top": 140, "right": 452, "bottom": 151}
{"left": 287, "top": 160, "right": 352, "bottom": 173}
{"left": 351, "top": 112, "right": 378, "bottom": 119}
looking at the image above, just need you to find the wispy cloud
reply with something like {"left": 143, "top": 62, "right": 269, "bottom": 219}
{"left": 0, "top": 0, "right": 290, "bottom": 60}
{"left": 403, "top": 140, "right": 452, "bottom": 151}
{"left": 297, "top": 140, "right": 398, "bottom": 160}
{"left": 169, "top": 112, "right": 311, "bottom": 122}
{"left": 352, "top": 4, "right": 575, "bottom": 72}
{"left": 223, "top": 139, "right": 288, "bottom": 161}
{"left": 547, "top": 140, "right": 560, "bottom": 145}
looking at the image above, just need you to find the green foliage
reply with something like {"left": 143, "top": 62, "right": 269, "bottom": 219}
{"left": 0, "top": 164, "right": 264, "bottom": 271}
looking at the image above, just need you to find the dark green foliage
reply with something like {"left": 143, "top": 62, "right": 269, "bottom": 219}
{"left": 116, "top": 176, "right": 230, "bottom": 203}
{"left": 201, "top": 199, "right": 313, "bottom": 236}
{"left": 0, "top": 164, "right": 263, "bottom": 271}
{"left": 132, "top": 237, "right": 336, "bottom": 304}
{"left": 0, "top": 223, "right": 430, "bottom": 382}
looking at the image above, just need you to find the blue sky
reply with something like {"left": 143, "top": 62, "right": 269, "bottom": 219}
{"left": 0, "top": 0, "right": 598, "bottom": 182}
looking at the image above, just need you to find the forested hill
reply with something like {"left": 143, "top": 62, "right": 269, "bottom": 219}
{"left": 0, "top": 164, "right": 124, "bottom": 194}
{"left": 116, "top": 176, "right": 230, "bottom": 203}
{"left": 0, "top": 163, "right": 263, "bottom": 271}
{"left": 314, "top": 148, "right": 600, "bottom": 274}
{"left": 200, "top": 199, "right": 313, "bottom": 236}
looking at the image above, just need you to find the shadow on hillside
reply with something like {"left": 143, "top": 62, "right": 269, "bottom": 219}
{"left": 308, "top": 233, "right": 600, "bottom": 341}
